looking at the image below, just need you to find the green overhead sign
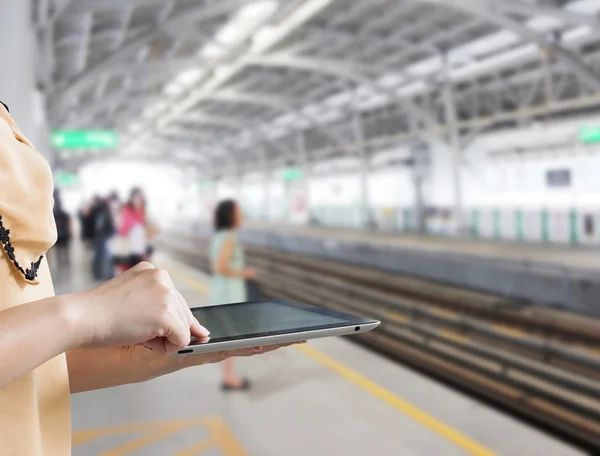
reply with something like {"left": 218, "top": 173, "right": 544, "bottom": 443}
{"left": 579, "top": 127, "right": 600, "bottom": 144}
{"left": 199, "top": 180, "right": 214, "bottom": 191}
{"left": 51, "top": 130, "right": 118, "bottom": 150}
{"left": 54, "top": 172, "right": 79, "bottom": 187}
{"left": 280, "top": 168, "right": 303, "bottom": 181}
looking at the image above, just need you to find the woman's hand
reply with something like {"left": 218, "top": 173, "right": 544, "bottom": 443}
{"left": 181, "top": 341, "right": 302, "bottom": 366}
{"left": 67, "top": 262, "right": 209, "bottom": 355}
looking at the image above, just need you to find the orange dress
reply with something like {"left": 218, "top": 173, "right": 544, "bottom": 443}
{"left": 0, "top": 104, "right": 71, "bottom": 454}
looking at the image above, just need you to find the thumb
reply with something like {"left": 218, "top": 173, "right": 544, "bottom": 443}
{"left": 190, "top": 318, "right": 210, "bottom": 339}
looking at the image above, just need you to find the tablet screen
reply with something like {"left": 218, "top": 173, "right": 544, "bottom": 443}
{"left": 189, "top": 299, "right": 364, "bottom": 345}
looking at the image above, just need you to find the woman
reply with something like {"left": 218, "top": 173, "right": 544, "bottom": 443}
{"left": 210, "top": 200, "right": 256, "bottom": 390}
{"left": 52, "top": 189, "right": 72, "bottom": 267}
{"left": 0, "top": 101, "right": 289, "bottom": 454}
{"left": 119, "top": 187, "right": 148, "bottom": 269}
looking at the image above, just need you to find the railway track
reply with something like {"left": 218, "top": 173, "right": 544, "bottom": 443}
{"left": 159, "top": 233, "right": 600, "bottom": 450}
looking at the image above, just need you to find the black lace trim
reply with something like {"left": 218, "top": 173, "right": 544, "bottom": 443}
{"left": 0, "top": 101, "right": 8, "bottom": 113}
{"left": 0, "top": 215, "right": 43, "bottom": 281}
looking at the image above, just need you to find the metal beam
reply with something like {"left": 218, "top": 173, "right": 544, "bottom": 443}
{"left": 183, "top": 89, "right": 350, "bottom": 149}
{"left": 113, "top": 6, "right": 135, "bottom": 50}
{"left": 174, "top": 113, "right": 247, "bottom": 129}
{"left": 55, "top": 24, "right": 147, "bottom": 48}
{"left": 242, "top": 53, "right": 438, "bottom": 126}
{"left": 63, "top": 0, "right": 164, "bottom": 14}
{"left": 77, "top": 13, "right": 93, "bottom": 73}
{"left": 53, "top": 0, "right": 251, "bottom": 105}
{"left": 424, "top": 0, "right": 600, "bottom": 93}
{"left": 491, "top": 1, "right": 600, "bottom": 31}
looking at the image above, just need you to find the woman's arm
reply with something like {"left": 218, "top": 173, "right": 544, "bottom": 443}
{"left": 214, "top": 236, "right": 254, "bottom": 279}
{"left": 66, "top": 343, "right": 286, "bottom": 393}
{"left": 0, "top": 263, "right": 208, "bottom": 390}
{"left": 0, "top": 295, "right": 80, "bottom": 389}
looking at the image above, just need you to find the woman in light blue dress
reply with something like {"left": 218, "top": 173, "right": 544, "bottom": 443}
{"left": 210, "top": 200, "right": 256, "bottom": 390}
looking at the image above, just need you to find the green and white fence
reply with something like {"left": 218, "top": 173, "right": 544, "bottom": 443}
{"left": 470, "top": 208, "right": 600, "bottom": 245}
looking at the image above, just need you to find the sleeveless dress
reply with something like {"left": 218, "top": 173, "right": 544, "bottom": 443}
{"left": 209, "top": 230, "right": 247, "bottom": 305}
{"left": 0, "top": 103, "right": 71, "bottom": 454}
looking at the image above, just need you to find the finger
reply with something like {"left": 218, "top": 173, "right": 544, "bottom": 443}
{"left": 177, "top": 291, "right": 210, "bottom": 338}
{"left": 130, "top": 261, "right": 155, "bottom": 274}
{"left": 164, "top": 308, "right": 192, "bottom": 354}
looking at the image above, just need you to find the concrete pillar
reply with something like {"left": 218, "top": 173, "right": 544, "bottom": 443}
{"left": 296, "top": 131, "right": 311, "bottom": 224}
{"left": 259, "top": 146, "right": 270, "bottom": 221}
{"left": 353, "top": 114, "right": 369, "bottom": 229}
{"left": 0, "top": 0, "right": 37, "bottom": 140}
{"left": 442, "top": 70, "right": 465, "bottom": 233}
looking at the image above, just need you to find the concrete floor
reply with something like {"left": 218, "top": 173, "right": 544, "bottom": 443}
{"left": 52, "top": 247, "right": 586, "bottom": 456}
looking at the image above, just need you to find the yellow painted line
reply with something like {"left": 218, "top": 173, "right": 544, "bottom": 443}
{"left": 161, "top": 262, "right": 495, "bottom": 456}
{"left": 159, "top": 261, "right": 210, "bottom": 294}
{"left": 175, "top": 417, "right": 248, "bottom": 456}
{"left": 297, "top": 344, "right": 495, "bottom": 456}
{"left": 102, "top": 424, "right": 186, "bottom": 456}
{"left": 73, "top": 418, "right": 247, "bottom": 456}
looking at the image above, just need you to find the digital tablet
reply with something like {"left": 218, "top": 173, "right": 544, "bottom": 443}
{"left": 174, "top": 299, "right": 380, "bottom": 356}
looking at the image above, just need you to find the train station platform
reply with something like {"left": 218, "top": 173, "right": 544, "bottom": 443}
{"left": 244, "top": 222, "right": 600, "bottom": 273}
{"left": 51, "top": 246, "right": 585, "bottom": 456}
{"left": 181, "top": 221, "right": 600, "bottom": 316}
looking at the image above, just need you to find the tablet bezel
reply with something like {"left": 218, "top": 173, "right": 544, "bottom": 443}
{"left": 187, "top": 298, "right": 378, "bottom": 346}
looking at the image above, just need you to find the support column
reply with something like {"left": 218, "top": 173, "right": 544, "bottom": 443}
{"left": 0, "top": 0, "right": 38, "bottom": 143}
{"left": 295, "top": 131, "right": 311, "bottom": 224}
{"left": 411, "top": 141, "right": 429, "bottom": 234}
{"left": 353, "top": 114, "right": 369, "bottom": 229}
{"left": 442, "top": 63, "right": 465, "bottom": 233}
{"left": 259, "top": 146, "right": 270, "bottom": 221}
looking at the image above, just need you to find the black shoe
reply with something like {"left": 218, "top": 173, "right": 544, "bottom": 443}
{"left": 221, "top": 378, "right": 251, "bottom": 392}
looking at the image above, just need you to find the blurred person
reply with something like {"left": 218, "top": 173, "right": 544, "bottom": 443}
{"left": 78, "top": 200, "right": 95, "bottom": 243}
{"left": 0, "top": 100, "right": 294, "bottom": 455}
{"left": 119, "top": 187, "right": 154, "bottom": 269}
{"left": 210, "top": 199, "right": 256, "bottom": 391}
{"left": 105, "top": 192, "right": 121, "bottom": 277}
{"left": 92, "top": 196, "right": 116, "bottom": 281}
{"left": 52, "top": 189, "right": 72, "bottom": 267}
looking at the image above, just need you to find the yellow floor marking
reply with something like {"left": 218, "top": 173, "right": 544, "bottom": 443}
{"left": 102, "top": 424, "right": 187, "bottom": 456}
{"left": 160, "top": 261, "right": 210, "bottom": 294}
{"left": 175, "top": 417, "right": 248, "bottom": 456}
{"left": 73, "top": 418, "right": 247, "bottom": 456}
{"left": 297, "top": 344, "right": 495, "bottom": 456}
{"left": 162, "top": 261, "right": 496, "bottom": 456}
{"left": 73, "top": 423, "right": 168, "bottom": 446}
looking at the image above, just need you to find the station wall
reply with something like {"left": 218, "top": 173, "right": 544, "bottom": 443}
{"left": 203, "top": 112, "right": 600, "bottom": 245}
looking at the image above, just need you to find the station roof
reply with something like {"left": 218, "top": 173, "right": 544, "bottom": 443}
{"left": 37, "top": 0, "right": 600, "bottom": 173}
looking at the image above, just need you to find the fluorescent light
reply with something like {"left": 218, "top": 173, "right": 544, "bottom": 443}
{"left": 216, "top": 1, "right": 279, "bottom": 47}
{"left": 163, "top": 82, "right": 184, "bottom": 96}
{"left": 175, "top": 68, "right": 203, "bottom": 87}
{"left": 200, "top": 42, "right": 225, "bottom": 59}
{"left": 251, "top": 25, "right": 277, "bottom": 52}
{"left": 238, "top": 1, "right": 278, "bottom": 19}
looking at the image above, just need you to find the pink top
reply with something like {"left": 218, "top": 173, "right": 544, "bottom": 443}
{"left": 119, "top": 206, "right": 145, "bottom": 237}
